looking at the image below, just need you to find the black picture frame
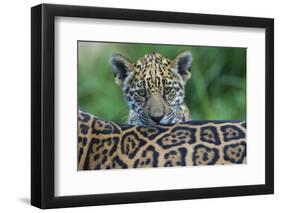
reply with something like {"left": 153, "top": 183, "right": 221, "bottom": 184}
{"left": 31, "top": 3, "right": 274, "bottom": 209}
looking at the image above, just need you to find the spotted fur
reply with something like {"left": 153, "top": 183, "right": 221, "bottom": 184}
{"left": 111, "top": 51, "right": 192, "bottom": 125}
{"left": 78, "top": 110, "right": 247, "bottom": 170}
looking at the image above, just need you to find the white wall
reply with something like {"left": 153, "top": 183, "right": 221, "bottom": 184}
{"left": 0, "top": 0, "right": 279, "bottom": 212}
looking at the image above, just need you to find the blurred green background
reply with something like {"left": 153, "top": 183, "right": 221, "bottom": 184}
{"left": 78, "top": 41, "right": 246, "bottom": 123}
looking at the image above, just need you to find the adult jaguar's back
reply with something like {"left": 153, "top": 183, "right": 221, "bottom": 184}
{"left": 78, "top": 109, "right": 247, "bottom": 170}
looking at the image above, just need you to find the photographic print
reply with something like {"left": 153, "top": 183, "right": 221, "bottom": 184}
{"left": 77, "top": 41, "right": 247, "bottom": 171}
{"left": 31, "top": 4, "right": 273, "bottom": 208}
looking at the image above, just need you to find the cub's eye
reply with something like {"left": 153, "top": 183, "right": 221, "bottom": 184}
{"left": 137, "top": 89, "right": 146, "bottom": 97}
{"left": 164, "top": 87, "right": 173, "bottom": 94}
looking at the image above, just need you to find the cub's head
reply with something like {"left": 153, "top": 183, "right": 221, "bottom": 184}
{"left": 111, "top": 51, "right": 192, "bottom": 125}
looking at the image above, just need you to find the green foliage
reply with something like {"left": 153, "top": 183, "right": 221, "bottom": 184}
{"left": 79, "top": 42, "right": 246, "bottom": 123}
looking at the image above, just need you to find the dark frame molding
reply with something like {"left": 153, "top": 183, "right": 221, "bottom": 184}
{"left": 31, "top": 3, "right": 274, "bottom": 209}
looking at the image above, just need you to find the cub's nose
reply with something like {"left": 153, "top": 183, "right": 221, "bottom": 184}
{"left": 150, "top": 114, "right": 164, "bottom": 123}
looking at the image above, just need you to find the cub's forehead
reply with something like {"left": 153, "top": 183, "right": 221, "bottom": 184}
{"left": 134, "top": 53, "right": 172, "bottom": 82}
{"left": 129, "top": 53, "right": 180, "bottom": 89}
{"left": 135, "top": 53, "right": 170, "bottom": 69}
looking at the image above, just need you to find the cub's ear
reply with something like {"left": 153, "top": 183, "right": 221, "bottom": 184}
{"left": 171, "top": 51, "right": 193, "bottom": 82}
{"left": 111, "top": 53, "right": 134, "bottom": 87}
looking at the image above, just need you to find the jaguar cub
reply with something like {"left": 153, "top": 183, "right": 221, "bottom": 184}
{"left": 111, "top": 51, "right": 192, "bottom": 125}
